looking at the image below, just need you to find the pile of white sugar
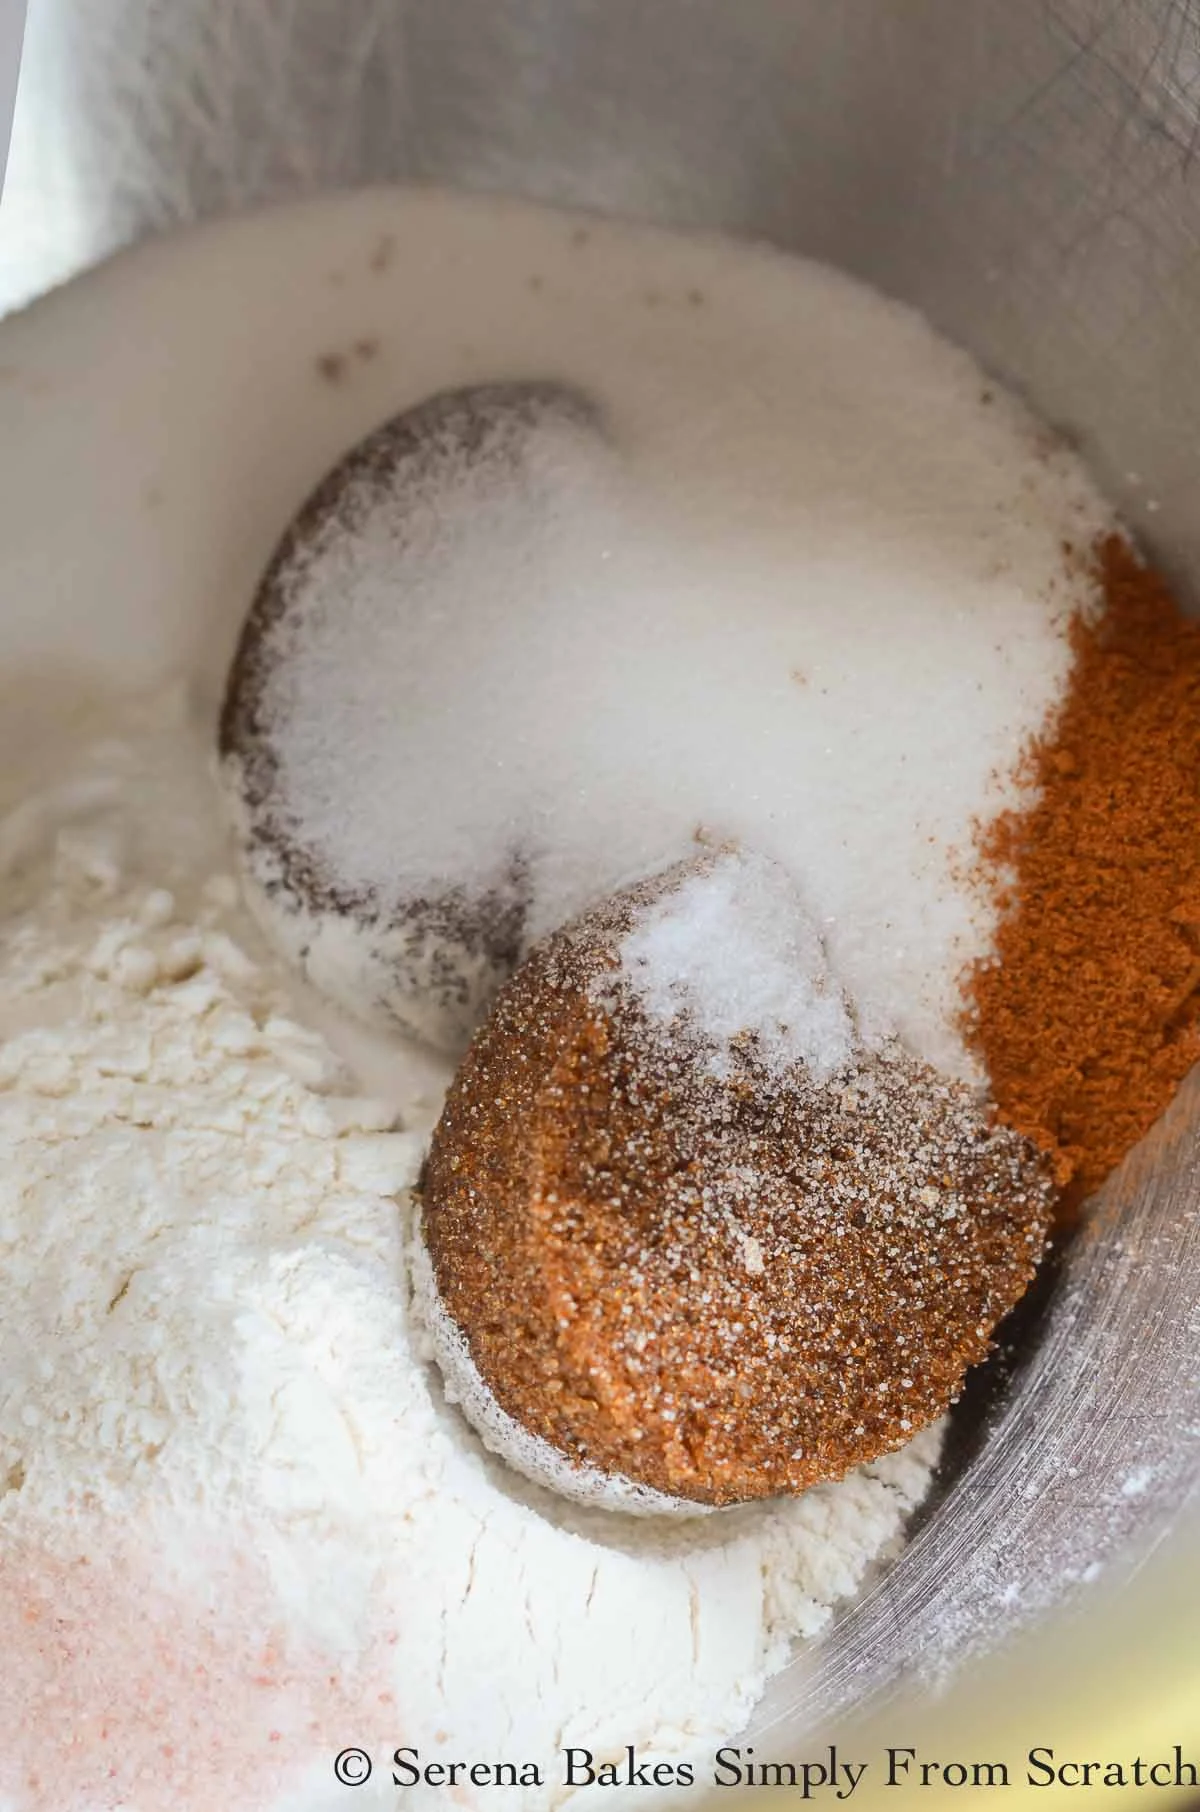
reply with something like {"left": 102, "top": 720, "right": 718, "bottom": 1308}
{"left": 0, "top": 702, "right": 940, "bottom": 1812}
{"left": 618, "top": 850, "right": 855, "bottom": 1084}
{"left": 243, "top": 276, "right": 1109, "bottom": 1077}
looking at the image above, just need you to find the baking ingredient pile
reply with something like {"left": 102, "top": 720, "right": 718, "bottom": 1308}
{"left": 4, "top": 184, "right": 1200, "bottom": 1812}
{"left": 419, "top": 851, "right": 1054, "bottom": 1511}
{"left": 0, "top": 699, "right": 940, "bottom": 1812}
{"left": 221, "top": 310, "right": 1111, "bottom": 1082}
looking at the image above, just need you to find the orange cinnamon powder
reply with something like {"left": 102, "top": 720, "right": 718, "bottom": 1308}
{"left": 964, "top": 532, "right": 1200, "bottom": 1209}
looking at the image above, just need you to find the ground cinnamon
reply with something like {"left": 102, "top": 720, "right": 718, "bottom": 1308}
{"left": 964, "top": 531, "right": 1200, "bottom": 1210}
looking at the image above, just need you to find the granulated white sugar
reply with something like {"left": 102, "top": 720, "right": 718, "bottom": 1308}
{"left": 617, "top": 849, "right": 854, "bottom": 1082}
{"left": 215, "top": 231, "right": 1111, "bottom": 1072}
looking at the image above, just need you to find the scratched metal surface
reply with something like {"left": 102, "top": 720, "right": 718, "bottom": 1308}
{"left": 0, "top": 0, "right": 25, "bottom": 188}
{"left": 2, "top": 0, "right": 1199, "bottom": 1729}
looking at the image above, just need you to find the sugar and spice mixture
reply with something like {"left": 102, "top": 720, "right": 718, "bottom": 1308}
{"left": 1, "top": 181, "right": 1197, "bottom": 1812}
{"left": 420, "top": 854, "right": 1055, "bottom": 1509}
{"left": 423, "top": 525, "right": 1200, "bottom": 1513}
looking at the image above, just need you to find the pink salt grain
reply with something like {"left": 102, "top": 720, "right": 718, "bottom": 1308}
{"left": 0, "top": 1519, "right": 392, "bottom": 1812}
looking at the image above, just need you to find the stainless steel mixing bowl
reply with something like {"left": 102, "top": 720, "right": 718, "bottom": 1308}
{"left": 2, "top": 0, "right": 1198, "bottom": 1783}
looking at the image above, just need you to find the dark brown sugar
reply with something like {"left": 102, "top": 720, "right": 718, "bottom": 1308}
{"left": 421, "top": 869, "right": 1055, "bottom": 1507}
{"left": 963, "top": 533, "right": 1200, "bottom": 1209}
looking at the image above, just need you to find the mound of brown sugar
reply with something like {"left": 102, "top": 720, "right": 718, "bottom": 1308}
{"left": 421, "top": 866, "right": 1054, "bottom": 1508}
{"left": 964, "top": 533, "right": 1200, "bottom": 1209}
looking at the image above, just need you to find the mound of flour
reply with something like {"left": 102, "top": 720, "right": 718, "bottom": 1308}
{"left": 0, "top": 702, "right": 940, "bottom": 1812}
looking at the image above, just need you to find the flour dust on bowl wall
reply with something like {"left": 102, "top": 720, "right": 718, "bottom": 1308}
{"left": 0, "top": 148, "right": 1199, "bottom": 1812}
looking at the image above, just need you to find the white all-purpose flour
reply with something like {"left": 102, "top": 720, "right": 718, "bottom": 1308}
{"left": 0, "top": 699, "right": 939, "bottom": 1812}
{"left": 0, "top": 184, "right": 1118, "bottom": 1812}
